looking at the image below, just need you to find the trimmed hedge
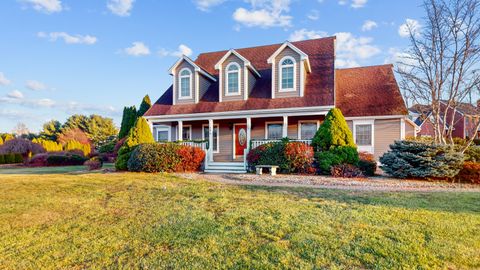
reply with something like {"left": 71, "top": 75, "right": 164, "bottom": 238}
{"left": 127, "top": 143, "right": 205, "bottom": 173}
{"left": 46, "top": 152, "right": 88, "bottom": 166}
{"left": 0, "top": 153, "right": 23, "bottom": 164}
{"left": 84, "top": 157, "right": 103, "bottom": 171}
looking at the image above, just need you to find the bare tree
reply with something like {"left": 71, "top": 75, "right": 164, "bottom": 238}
{"left": 12, "top": 122, "right": 29, "bottom": 136}
{"left": 397, "top": 0, "right": 480, "bottom": 150}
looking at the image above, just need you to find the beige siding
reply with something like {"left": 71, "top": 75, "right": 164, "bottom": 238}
{"left": 405, "top": 121, "right": 416, "bottom": 138}
{"left": 374, "top": 119, "right": 401, "bottom": 159}
{"left": 347, "top": 120, "right": 353, "bottom": 131}
{"left": 274, "top": 47, "right": 301, "bottom": 98}
{"left": 175, "top": 60, "right": 196, "bottom": 105}
{"left": 198, "top": 74, "right": 211, "bottom": 101}
{"left": 222, "top": 54, "right": 245, "bottom": 102}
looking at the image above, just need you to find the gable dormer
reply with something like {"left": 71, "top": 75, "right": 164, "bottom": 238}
{"left": 267, "top": 42, "right": 311, "bottom": 99}
{"left": 214, "top": 49, "right": 260, "bottom": 102}
{"left": 169, "top": 55, "right": 216, "bottom": 105}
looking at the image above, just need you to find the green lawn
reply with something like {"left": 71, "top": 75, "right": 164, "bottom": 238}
{"left": 0, "top": 172, "right": 479, "bottom": 269}
{"left": 0, "top": 163, "right": 114, "bottom": 175}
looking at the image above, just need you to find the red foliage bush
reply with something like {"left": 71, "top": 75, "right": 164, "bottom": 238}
{"left": 176, "top": 145, "right": 206, "bottom": 172}
{"left": 58, "top": 128, "right": 91, "bottom": 146}
{"left": 84, "top": 157, "right": 103, "bottom": 171}
{"left": 284, "top": 142, "right": 314, "bottom": 173}
{"left": 330, "top": 164, "right": 363, "bottom": 178}
{"left": 455, "top": 162, "right": 480, "bottom": 184}
{"left": 358, "top": 151, "right": 377, "bottom": 176}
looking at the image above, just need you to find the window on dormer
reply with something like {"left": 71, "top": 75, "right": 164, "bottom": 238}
{"left": 179, "top": 68, "right": 192, "bottom": 99}
{"left": 226, "top": 63, "right": 240, "bottom": 95}
{"left": 280, "top": 57, "right": 295, "bottom": 92}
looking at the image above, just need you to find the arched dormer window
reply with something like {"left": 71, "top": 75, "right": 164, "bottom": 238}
{"left": 179, "top": 68, "right": 192, "bottom": 99}
{"left": 226, "top": 62, "right": 241, "bottom": 96}
{"left": 279, "top": 56, "right": 296, "bottom": 92}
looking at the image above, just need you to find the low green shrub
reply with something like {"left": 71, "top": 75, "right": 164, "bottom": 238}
{"left": 14, "top": 154, "right": 23, "bottom": 163}
{"left": 4, "top": 153, "right": 16, "bottom": 164}
{"left": 465, "top": 146, "right": 480, "bottom": 163}
{"left": 330, "top": 164, "right": 363, "bottom": 178}
{"left": 0, "top": 155, "right": 4, "bottom": 164}
{"left": 358, "top": 152, "right": 377, "bottom": 176}
{"left": 315, "top": 146, "right": 359, "bottom": 173}
{"left": 380, "top": 140, "right": 464, "bottom": 179}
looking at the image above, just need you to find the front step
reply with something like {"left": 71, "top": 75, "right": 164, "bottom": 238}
{"left": 204, "top": 162, "right": 247, "bottom": 174}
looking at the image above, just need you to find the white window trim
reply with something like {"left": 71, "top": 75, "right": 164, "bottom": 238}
{"left": 178, "top": 68, "right": 193, "bottom": 100}
{"left": 297, "top": 120, "right": 320, "bottom": 140}
{"left": 202, "top": 124, "right": 220, "bottom": 153}
{"left": 225, "top": 62, "right": 241, "bottom": 96}
{"left": 265, "top": 121, "right": 284, "bottom": 139}
{"left": 353, "top": 120, "right": 375, "bottom": 154}
{"left": 153, "top": 125, "right": 171, "bottom": 142}
{"left": 179, "top": 124, "right": 192, "bottom": 141}
{"left": 278, "top": 56, "right": 297, "bottom": 93}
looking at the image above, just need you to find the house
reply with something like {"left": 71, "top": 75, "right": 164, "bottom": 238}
{"left": 144, "top": 37, "right": 416, "bottom": 173}
{"left": 409, "top": 100, "right": 480, "bottom": 139}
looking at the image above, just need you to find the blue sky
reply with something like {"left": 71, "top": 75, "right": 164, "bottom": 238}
{"left": 0, "top": 0, "right": 423, "bottom": 133}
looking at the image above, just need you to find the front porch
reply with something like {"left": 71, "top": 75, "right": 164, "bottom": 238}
{"left": 147, "top": 113, "right": 323, "bottom": 173}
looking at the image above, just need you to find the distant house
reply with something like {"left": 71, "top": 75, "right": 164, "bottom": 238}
{"left": 144, "top": 37, "right": 416, "bottom": 173}
{"left": 409, "top": 100, "right": 480, "bottom": 139}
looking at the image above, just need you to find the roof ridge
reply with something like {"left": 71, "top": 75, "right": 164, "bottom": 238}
{"left": 336, "top": 64, "right": 394, "bottom": 71}
{"left": 195, "top": 36, "right": 336, "bottom": 59}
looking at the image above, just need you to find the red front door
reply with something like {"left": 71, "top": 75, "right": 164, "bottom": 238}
{"left": 235, "top": 124, "right": 247, "bottom": 156}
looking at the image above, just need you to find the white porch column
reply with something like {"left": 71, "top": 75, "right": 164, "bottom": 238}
{"left": 208, "top": 119, "right": 214, "bottom": 162}
{"left": 282, "top": 115, "right": 288, "bottom": 138}
{"left": 178, "top": 120, "right": 183, "bottom": 141}
{"left": 246, "top": 117, "right": 251, "bottom": 151}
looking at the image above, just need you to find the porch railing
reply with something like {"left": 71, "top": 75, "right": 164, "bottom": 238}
{"left": 250, "top": 139, "right": 312, "bottom": 149}
{"left": 174, "top": 140, "right": 209, "bottom": 151}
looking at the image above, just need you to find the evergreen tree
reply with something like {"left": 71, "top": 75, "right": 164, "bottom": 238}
{"left": 40, "top": 120, "right": 62, "bottom": 141}
{"left": 63, "top": 115, "right": 90, "bottom": 132}
{"left": 115, "top": 117, "right": 154, "bottom": 170}
{"left": 0, "top": 137, "right": 3, "bottom": 146}
{"left": 86, "top": 115, "right": 118, "bottom": 147}
{"left": 118, "top": 106, "right": 137, "bottom": 139}
{"left": 380, "top": 141, "right": 464, "bottom": 179}
{"left": 137, "top": 95, "right": 152, "bottom": 117}
{"left": 312, "top": 108, "right": 355, "bottom": 151}
{"left": 3, "top": 134, "right": 14, "bottom": 142}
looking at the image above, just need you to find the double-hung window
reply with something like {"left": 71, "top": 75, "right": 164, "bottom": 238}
{"left": 266, "top": 123, "right": 283, "bottom": 139}
{"left": 182, "top": 126, "right": 192, "bottom": 141}
{"left": 299, "top": 122, "right": 318, "bottom": 140}
{"left": 179, "top": 68, "right": 192, "bottom": 99}
{"left": 353, "top": 120, "right": 374, "bottom": 153}
{"left": 226, "top": 63, "right": 240, "bottom": 95}
{"left": 155, "top": 126, "right": 171, "bottom": 142}
{"left": 280, "top": 57, "right": 295, "bottom": 91}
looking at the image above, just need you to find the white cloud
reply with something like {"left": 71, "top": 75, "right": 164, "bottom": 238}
{"left": 7, "top": 90, "right": 24, "bottom": 99}
{"left": 107, "top": 0, "right": 134, "bottom": 16}
{"left": 159, "top": 44, "right": 193, "bottom": 58}
{"left": 399, "top": 18, "right": 421, "bottom": 38}
{"left": 0, "top": 72, "right": 11, "bottom": 86}
{"left": 194, "top": 0, "right": 225, "bottom": 11}
{"left": 233, "top": 0, "right": 292, "bottom": 28}
{"left": 36, "top": 98, "right": 55, "bottom": 107}
{"left": 21, "top": 0, "right": 63, "bottom": 14}
{"left": 307, "top": 10, "right": 319, "bottom": 20}
{"left": 338, "top": 0, "right": 367, "bottom": 8}
{"left": 0, "top": 95, "right": 55, "bottom": 108}
{"left": 26, "top": 80, "right": 48, "bottom": 91}
{"left": 335, "top": 32, "right": 381, "bottom": 67}
{"left": 123, "top": 42, "right": 150, "bottom": 56}
{"left": 289, "top": 29, "right": 326, "bottom": 42}
{"left": 37, "top": 32, "right": 97, "bottom": 45}
{"left": 361, "top": 20, "right": 377, "bottom": 31}
{"left": 351, "top": 0, "right": 367, "bottom": 8}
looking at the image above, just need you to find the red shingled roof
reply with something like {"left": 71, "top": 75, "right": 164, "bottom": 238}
{"left": 335, "top": 64, "right": 408, "bottom": 117}
{"left": 145, "top": 38, "right": 407, "bottom": 118}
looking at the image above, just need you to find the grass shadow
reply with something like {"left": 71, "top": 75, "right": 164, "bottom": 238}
{"left": 240, "top": 184, "right": 480, "bottom": 214}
